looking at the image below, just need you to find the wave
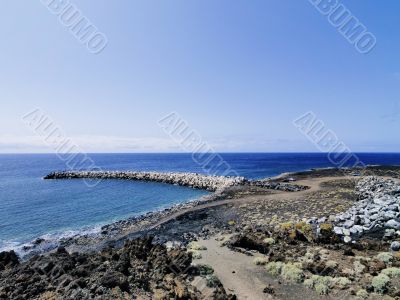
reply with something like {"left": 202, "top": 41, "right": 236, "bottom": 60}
{"left": 0, "top": 225, "right": 103, "bottom": 259}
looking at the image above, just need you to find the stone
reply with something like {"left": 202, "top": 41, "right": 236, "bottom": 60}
{"left": 349, "top": 227, "right": 358, "bottom": 235}
{"left": 384, "top": 229, "right": 396, "bottom": 238}
{"left": 333, "top": 227, "right": 343, "bottom": 235}
{"left": 0, "top": 251, "right": 19, "bottom": 271}
{"left": 390, "top": 241, "right": 400, "bottom": 251}
{"left": 385, "top": 219, "right": 400, "bottom": 230}
{"left": 370, "top": 214, "right": 379, "bottom": 221}
{"left": 343, "top": 220, "right": 354, "bottom": 229}
{"left": 342, "top": 229, "right": 351, "bottom": 236}
{"left": 344, "top": 236, "right": 352, "bottom": 243}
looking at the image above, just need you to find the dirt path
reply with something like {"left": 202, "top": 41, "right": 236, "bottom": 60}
{"left": 196, "top": 236, "right": 329, "bottom": 300}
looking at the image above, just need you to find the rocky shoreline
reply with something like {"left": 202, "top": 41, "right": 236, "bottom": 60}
{"left": 33, "top": 170, "right": 309, "bottom": 256}
{"left": 3, "top": 166, "right": 400, "bottom": 299}
{"left": 0, "top": 237, "right": 235, "bottom": 299}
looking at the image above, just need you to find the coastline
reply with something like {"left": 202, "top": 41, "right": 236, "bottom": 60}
{"left": 15, "top": 169, "right": 308, "bottom": 258}
{"left": 2, "top": 165, "right": 400, "bottom": 299}
{"left": 13, "top": 165, "right": 400, "bottom": 258}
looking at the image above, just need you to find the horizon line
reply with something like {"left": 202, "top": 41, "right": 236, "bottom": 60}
{"left": 0, "top": 152, "right": 400, "bottom": 155}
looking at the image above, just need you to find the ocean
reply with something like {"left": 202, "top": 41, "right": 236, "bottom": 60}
{"left": 1, "top": 153, "right": 400, "bottom": 252}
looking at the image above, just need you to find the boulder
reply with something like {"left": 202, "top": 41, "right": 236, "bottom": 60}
{"left": 385, "top": 219, "right": 400, "bottom": 230}
{"left": 390, "top": 241, "right": 400, "bottom": 251}
{"left": 0, "top": 250, "right": 19, "bottom": 271}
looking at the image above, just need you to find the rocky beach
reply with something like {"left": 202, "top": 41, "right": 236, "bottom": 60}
{"left": 1, "top": 165, "right": 400, "bottom": 299}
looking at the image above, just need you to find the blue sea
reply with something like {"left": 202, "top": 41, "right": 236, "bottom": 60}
{"left": 1, "top": 153, "right": 400, "bottom": 252}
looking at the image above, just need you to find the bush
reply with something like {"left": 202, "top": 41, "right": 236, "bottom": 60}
{"left": 281, "top": 263, "right": 304, "bottom": 283}
{"left": 206, "top": 274, "right": 221, "bottom": 288}
{"left": 265, "top": 262, "right": 284, "bottom": 277}
{"left": 371, "top": 274, "right": 390, "bottom": 294}
{"left": 315, "top": 283, "right": 329, "bottom": 295}
{"left": 332, "top": 277, "right": 351, "bottom": 289}
{"left": 376, "top": 252, "right": 393, "bottom": 263}
{"left": 381, "top": 267, "right": 400, "bottom": 278}
{"left": 263, "top": 238, "right": 275, "bottom": 245}
{"left": 187, "top": 249, "right": 202, "bottom": 259}
{"left": 253, "top": 257, "right": 268, "bottom": 266}
{"left": 325, "top": 260, "right": 338, "bottom": 268}
{"left": 196, "top": 264, "right": 214, "bottom": 276}
{"left": 355, "top": 289, "right": 369, "bottom": 299}
{"left": 280, "top": 222, "right": 293, "bottom": 231}
{"left": 304, "top": 278, "right": 314, "bottom": 289}
{"left": 304, "top": 275, "right": 333, "bottom": 295}
{"left": 188, "top": 241, "right": 207, "bottom": 251}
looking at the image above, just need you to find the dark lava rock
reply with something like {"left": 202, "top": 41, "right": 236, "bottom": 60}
{"left": 230, "top": 233, "right": 269, "bottom": 254}
{"left": 263, "top": 284, "right": 275, "bottom": 294}
{"left": 99, "top": 271, "right": 129, "bottom": 291}
{"left": 0, "top": 250, "right": 19, "bottom": 271}
{"left": 0, "top": 237, "right": 233, "bottom": 299}
{"left": 32, "top": 238, "right": 45, "bottom": 245}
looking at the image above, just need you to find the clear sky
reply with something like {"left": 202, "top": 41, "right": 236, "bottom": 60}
{"left": 0, "top": 0, "right": 399, "bottom": 153}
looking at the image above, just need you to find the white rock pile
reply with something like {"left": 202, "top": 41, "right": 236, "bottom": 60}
{"left": 44, "top": 171, "right": 247, "bottom": 192}
{"left": 330, "top": 177, "right": 400, "bottom": 243}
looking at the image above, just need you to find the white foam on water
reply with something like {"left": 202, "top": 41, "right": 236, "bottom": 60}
{"left": 0, "top": 225, "right": 103, "bottom": 258}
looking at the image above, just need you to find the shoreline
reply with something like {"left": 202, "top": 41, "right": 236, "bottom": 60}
{"left": 2, "top": 165, "right": 400, "bottom": 299}
{"left": 8, "top": 165, "right": 400, "bottom": 259}
{"left": 15, "top": 169, "right": 308, "bottom": 258}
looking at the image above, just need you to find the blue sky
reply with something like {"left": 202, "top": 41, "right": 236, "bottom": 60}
{"left": 0, "top": 0, "right": 399, "bottom": 152}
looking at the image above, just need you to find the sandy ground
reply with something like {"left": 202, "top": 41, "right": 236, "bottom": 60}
{"left": 195, "top": 235, "right": 339, "bottom": 300}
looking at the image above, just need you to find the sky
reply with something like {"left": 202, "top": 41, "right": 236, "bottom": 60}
{"left": 0, "top": 0, "right": 399, "bottom": 153}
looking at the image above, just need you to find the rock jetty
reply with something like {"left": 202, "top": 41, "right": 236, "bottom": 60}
{"left": 44, "top": 171, "right": 247, "bottom": 192}
{"left": 315, "top": 177, "right": 400, "bottom": 243}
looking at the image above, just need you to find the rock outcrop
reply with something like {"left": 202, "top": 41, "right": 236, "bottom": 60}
{"left": 0, "top": 237, "right": 235, "bottom": 299}
{"left": 250, "top": 180, "right": 309, "bottom": 192}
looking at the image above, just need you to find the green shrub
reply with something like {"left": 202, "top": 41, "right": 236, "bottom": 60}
{"left": 303, "top": 278, "right": 314, "bottom": 289}
{"left": 253, "top": 257, "right": 268, "bottom": 266}
{"left": 205, "top": 274, "right": 221, "bottom": 287}
{"left": 332, "top": 277, "right": 351, "bottom": 289}
{"left": 281, "top": 263, "right": 304, "bottom": 283}
{"left": 263, "top": 237, "right": 275, "bottom": 245}
{"left": 188, "top": 249, "right": 202, "bottom": 259}
{"left": 355, "top": 289, "right": 369, "bottom": 299}
{"left": 381, "top": 267, "right": 400, "bottom": 278}
{"left": 315, "top": 283, "right": 329, "bottom": 295}
{"left": 371, "top": 274, "right": 390, "bottom": 294}
{"left": 304, "top": 275, "right": 333, "bottom": 295}
{"left": 375, "top": 252, "right": 393, "bottom": 263}
{"left": 265, "top": 262, "right": 284, "bottom": 277}
{"left": 196, "top": 264, "right": 214, "bottom": 276}
{"left": 188, "top": 241, "right": 207, "bottom": 251}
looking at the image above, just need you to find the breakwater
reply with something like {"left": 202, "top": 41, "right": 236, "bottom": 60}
{"left": 44, "top": 171, "right": 247, "bottom": 191}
